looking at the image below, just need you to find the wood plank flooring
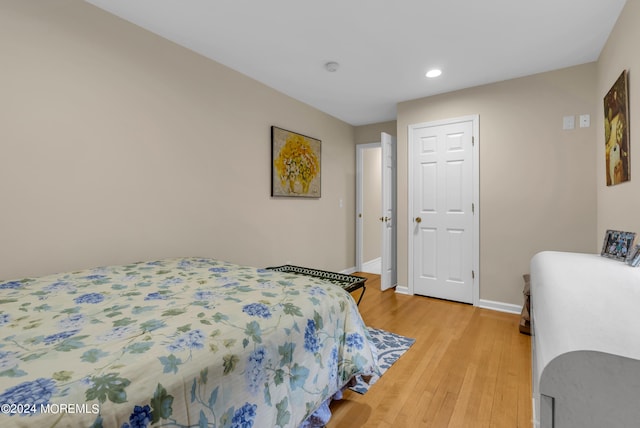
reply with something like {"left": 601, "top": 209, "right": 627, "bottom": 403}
{"left": 328, "top": 273, "right": 532, "bottom": 428}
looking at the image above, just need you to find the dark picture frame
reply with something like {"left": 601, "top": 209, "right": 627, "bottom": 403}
{"left": 604, "top": 70, "right": 631, "bottom": 186}
{"left": 271, "top": 126, "right": 321, "bottom": 198}
{"left": 601, "top": 229, "right": 636, "bottom": 261}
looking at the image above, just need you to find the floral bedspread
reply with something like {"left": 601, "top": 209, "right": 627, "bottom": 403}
{"left": 0, "top": 258, "right": 377, "bottom": 428}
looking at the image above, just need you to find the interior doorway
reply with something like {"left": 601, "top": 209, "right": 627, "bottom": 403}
{"left": 356, "top": 133, "right": 397, "bottom": 290}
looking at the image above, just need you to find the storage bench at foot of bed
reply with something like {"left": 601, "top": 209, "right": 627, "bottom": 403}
{"left": 266, "top": 265, "right": 367, "bottom": 305}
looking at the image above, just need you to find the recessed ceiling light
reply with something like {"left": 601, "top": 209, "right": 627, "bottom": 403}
{"left": 425, "top": 69, "right": 442, "bottom": 78}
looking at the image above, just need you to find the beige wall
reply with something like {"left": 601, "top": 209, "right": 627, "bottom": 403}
{"left": 596, "top": 0, "right": 640, "bottom": 241}
{"left": 398, "top": 64, "right": 598, "bottom": 305}
{"left": 362, "top": 147, "right": 382, "bottom": 262}
{"left": 355, "top": 121, "right": 397, "bottom": 145}
{"left": 3, "top": 0, "right": 626, "bottom": 309}
{"left": 0, "top": 1, "right": 356, "bottom": 279}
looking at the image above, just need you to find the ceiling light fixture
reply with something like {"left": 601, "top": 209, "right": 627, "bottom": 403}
{"left": 325, "top": 61, "right": 340, "bottom": 72}
{"left": 425, "top": 69, "right": 442, "bottom": 78}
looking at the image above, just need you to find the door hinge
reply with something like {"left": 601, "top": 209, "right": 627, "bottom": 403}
{"left": 472, "top": 136, "right": 475, "bottom": 146}
{"left": 472, "top": 270, "right": 475, "bottom": 279}
{"left": 472, "top": 203, "right": 475, "bottom": 214}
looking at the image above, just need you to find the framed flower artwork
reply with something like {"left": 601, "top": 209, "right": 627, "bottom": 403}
{"left": 271, "top": 126, "right": 321, "bottom": 198}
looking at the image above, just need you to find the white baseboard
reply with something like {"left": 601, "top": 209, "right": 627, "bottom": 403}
{"left": 361, "top": 257, "right": 381, "bottom": 274}
{"left": 337, "top": 273, "right": 522, "bottom": 315}
{"left": 478, "top": 299, "right": 522, "bottom": 315}
{"left": 394, "top": 285, "right": 410, "bottom": 295}
{"left": 390, "top": 292, "right": 521, "bottom": 314}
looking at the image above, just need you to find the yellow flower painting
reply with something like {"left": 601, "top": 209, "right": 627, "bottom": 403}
{"left": 271, "top": 127, "right": 321, "bottom": 197}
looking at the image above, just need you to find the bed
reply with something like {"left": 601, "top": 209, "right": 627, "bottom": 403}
{"left": 0, "top": 257, "right": 378, "bottom": 427}
{"left": 530, "top": 251, "right": 640, "bottom": 428}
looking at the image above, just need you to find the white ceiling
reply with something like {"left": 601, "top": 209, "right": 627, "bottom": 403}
{"left": 85, "top": 0, "right": 627, "bottom": 126}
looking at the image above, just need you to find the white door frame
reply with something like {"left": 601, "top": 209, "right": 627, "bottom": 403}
{"left": 407, "top": 115, "right": 480, "bottom": 306}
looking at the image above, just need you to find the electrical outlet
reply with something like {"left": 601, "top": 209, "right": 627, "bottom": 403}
{"left": 579, "top": 114, "right": 590, "bottom": 128}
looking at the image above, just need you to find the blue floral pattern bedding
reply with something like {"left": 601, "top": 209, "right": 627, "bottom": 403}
{"left": 0, "top": 258, "right": 377, "bottom": 427}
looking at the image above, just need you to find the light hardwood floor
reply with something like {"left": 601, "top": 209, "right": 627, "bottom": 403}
{"left": 328, "top": 273, "right": 532, "bottom": 428}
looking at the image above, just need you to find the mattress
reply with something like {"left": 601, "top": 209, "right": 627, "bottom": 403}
{"left": 0, "top": 257, "right": 378, "bottom": 427}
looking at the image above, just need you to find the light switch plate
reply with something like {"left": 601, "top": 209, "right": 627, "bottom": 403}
{"left": 563, "top": 115, "right": 575, "bottom": 130}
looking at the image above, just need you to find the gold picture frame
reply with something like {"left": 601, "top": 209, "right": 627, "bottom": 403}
{"left": 604, "top": 70, "right": 630, "bottom": 186}
{"left": 271, "top": 126, "right": 321, "bottom": 198}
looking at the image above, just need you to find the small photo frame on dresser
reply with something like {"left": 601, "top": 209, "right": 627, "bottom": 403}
{"left": 626, "top": 244, "right": 640, "bottom": 267}
{"left": 601, "top": 229, "right": 636, "bottom": 261}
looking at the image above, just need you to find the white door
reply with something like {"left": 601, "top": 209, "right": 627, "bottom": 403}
{"left": 409, "top": 116, "right": 478, "bottom": 304}
{"left": 380, "top": 133, "right": 397, "bottom": 291}
{"left": 355, "top": 142, "right": 381, "bottom": 273}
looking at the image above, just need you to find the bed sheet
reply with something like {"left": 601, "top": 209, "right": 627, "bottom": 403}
{"left": 0, "top": 258, "right": 377, "bottom": 427}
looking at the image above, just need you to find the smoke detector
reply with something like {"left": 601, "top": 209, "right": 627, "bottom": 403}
{"left": 325, "top": 61, "right": 340, "bottom": 72}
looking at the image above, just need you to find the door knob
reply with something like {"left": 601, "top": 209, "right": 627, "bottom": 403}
{"left": 379, "top": 217, "right": 385, "bottom": 222}
{"left": 415, "top": 217, "right": 422, "bottom": 223}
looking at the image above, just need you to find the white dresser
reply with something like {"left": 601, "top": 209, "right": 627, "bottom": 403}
{"left": 530, "top": 251, "right": 640, "bottom": 428}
